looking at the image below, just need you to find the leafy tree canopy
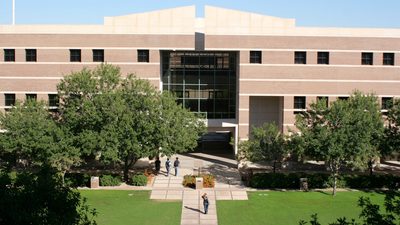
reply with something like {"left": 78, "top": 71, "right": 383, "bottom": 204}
{"left": 242, "top": 122, "right": 288, "bottom": 173}
{"left": 0, "top": 100, "right": 80, "bottom": 175}
{"left": 57, "top": 64, "right": 205, "bottom": 180}
{"left": 294, "top": 91, "right": 384, "bottom": 195}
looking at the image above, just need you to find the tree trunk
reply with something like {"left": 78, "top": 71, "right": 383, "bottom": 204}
{"left": 330, "top": 160, "right": 340, "bottom": 197}
{"left": 368, "top": 159, "right": 374, "bottom": 176}
{"left": 273, "top": 160, "right": 276, "bottom": 173}
{"left": 123, "top": 155, "right": 137, "bottom": 182}
{"left": 61, "top": 171, "right": 66, "bottom": 186}
{"left": 333, "top": 174, "right": 337, "bottom": 196}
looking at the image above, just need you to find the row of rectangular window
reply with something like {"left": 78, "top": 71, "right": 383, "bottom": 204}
{"left": 250, "top": 51, "right": 396, "bottom": 65}
{"left": 4, "top": 93, "right": 59, "bottom": 107}
{"left": 3, "top": 49, "right": 150, "bottom": 63}
{"left": 293, "top": 96, "right": 394, "bottom": 112}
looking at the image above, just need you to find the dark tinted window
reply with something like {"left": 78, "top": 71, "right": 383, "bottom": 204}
{"left": 26, "top": 94, "right": 37, "bottom": 101}
{"left": 383, "top": 53, "right": 394, "bottom": 66}
{"left": 93, "top": 49, "right": 104, "bottom": 62}
{"left": 48, "top": 94, "right": 59, "bottom": 107}
{"left": 26, "top": 49, "right": 37, "bottom": 62}
{"left": 4, "top": 49, "right": 15, "bottom": 62}
{"left": 294, "top": 96, "right": 306, "bottom": 109}
{"left": 70, "top": 49, "right": 81, "bottom": 62}
{"left": 295, "top": 51, "right": 307, "bottom": 64}
{"left": 361, "top": 52, "right": 373, "bottom": 65}
{"left": 317, "top": 52, "right": 329, "bottom": 64}
{"left": 382, "top": 97, "right": 393, "bottom": 110}
{"left": 5, "top": 94, "right": 16, "bottom": 106}
{"left": 250, "top": 51, "right": 262, "bottom": 64}
{"left": 138, "top": 50, "right": 149, "bottom": 62}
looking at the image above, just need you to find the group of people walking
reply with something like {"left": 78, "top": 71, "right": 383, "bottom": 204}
{"left": 154, "top": 156, "right": 210, "bottom": 214}
{"left": 154, "top": 156, "right": 180, "bottom": 176}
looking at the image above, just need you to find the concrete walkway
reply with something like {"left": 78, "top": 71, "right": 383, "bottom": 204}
{"left": 181, "top": 190, "right": 217, "bottom": 225}
{"left": 146, "top": 153, "right": 249, "bottom": 225}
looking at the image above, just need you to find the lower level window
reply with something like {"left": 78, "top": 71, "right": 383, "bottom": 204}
{"left": 294, "top": 96, "right": 306, "bottom": 114}
{"left": 5, "top": 93, "right": 16, "bottom": 106}
{"left": 26, "top": 94, "right": 37, "bottom": 101}
{"left": 48, "top": 94, "right": 59, "bottom": 107}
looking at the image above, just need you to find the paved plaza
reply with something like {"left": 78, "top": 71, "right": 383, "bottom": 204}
{"left": 90, "top": 152, "right": 248, "bottom": 225}
{"left": 147, "top": 153, "right": 248, "bottom": 225}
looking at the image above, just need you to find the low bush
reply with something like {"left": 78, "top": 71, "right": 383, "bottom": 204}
{"left": 100, "top": 174, "right": 122, "bottom": 186}
{"left": 64, "top": 173, "right": 91, "bottom": 188}
{"left": 203, "top": 174, "right": 215, "bottom": 188}
{"left": 183, "top": 175, "right": 196, "bottom": 188}
{"left": 249, "top": 173, "right": 400, "bottom": 189}
{"left": 131, "top": 173, "right": 148, "bottom": 186}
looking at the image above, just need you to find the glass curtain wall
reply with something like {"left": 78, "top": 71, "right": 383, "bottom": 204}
{"left": 162, "top": 51, "right": 237, "bottom": 119}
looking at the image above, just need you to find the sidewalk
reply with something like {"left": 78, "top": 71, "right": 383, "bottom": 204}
{"left": 149, "top": 174, "right": 248, "bottom": 225}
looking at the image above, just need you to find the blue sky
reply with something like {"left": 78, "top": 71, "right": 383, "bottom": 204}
{"left": 1, "top": 0, "right": 400, "bottom": 28}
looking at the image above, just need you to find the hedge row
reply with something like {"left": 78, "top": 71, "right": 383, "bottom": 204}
{"left": 64, "top": 173, "right": 149, "bottom": 187}
{"left": 249, "top": 173, "right": 400, "bottom": 189}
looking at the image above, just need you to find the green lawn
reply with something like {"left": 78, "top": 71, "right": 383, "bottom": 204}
{"left": 217, "top": 191, "right": 386, "bottom": 225}
{"left": 80, "top": 190, "right": 181, "bottom": 225}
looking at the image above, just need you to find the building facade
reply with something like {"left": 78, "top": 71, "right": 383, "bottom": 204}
{"left": 1, "top": 6, "right": 400, "bottom": 153}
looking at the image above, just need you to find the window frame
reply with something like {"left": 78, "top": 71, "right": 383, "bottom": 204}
{"left": 381, "top": 97, "right": 393, "bottom": 110}
{"left": 48, "top": 94, "right": 59, "bottom": 107}
{"left": 25, "top": 49, "right": 37, "bottom": 62}
{"left": 361, "top": 52, "right": 373, "bottom": 65}
{"left": 317, "top": 96, "right": 329, "bottom": 107}
{"left": 383, "top": 53, "right": 395, "bottom": 66}
{"left": 294, "top": 51, "right": 307, "bottom": 64}
{"left": 26, "top": 94, "right": 37, "bottom": 101}
{"left": 137, "top": 49, "right": 150, "bottom": 63}
{"left": 70, "top": 49, "right": 81, "bottom": 62}
{"left": 4, "top": 93, "right": 16, "bottom": 106}
{"left": 294, "top": 96, "right": 306, "bottom": 109}
{"left": 249, "top": 51, "right": 262, "bottom": 64}
{"left": 4, "top": 49, "right": 15, "bottom": 62}
{"left": 92, "top": 49, "right": 104, "bottom": 62}
{"left": 317, "top": 52, "right": 329, "bottom": 65}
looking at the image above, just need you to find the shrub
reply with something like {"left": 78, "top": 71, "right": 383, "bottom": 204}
{"left": 100, "top": 174, "right": 121, "bottom": 186}
{"left": 183, "top": 175, "right": 196, "bottom": 188}
{"left": 64, "top": 173, "right": 91, "bottom": 188}
{"left": 182, "top": 174, "right": 215, "bottom": 188}
{"left": 203, "top": 174, "right": 215, "bottom": 188}
{"left": 249, "top": 173, "right": 400, "bottom": 189}
{"left": 131, "top": 173, "right": 147, "bottom": 186}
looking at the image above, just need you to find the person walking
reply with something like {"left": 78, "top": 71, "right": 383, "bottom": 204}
{"left": 165, "top": 158, "right": 171, "bottom": 176}
{"left": 155, "top": 157, "right": 161, "bottom": 175}
{"left": 173, "top": 157, "right": 180, "bottom": 176}
{"left": 202, "top": 193, "right": 209, "bottom": 214}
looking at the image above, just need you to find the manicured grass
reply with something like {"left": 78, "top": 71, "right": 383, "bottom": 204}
{"left": 80, "top": 190, "right": 181, "bottom": 225}
{"left": 217, "top": 191, "right": 386, "bottom": 225}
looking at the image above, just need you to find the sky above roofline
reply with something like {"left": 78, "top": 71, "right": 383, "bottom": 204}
{"left": 1, "top": 0, "right": 399, "bottom": 29}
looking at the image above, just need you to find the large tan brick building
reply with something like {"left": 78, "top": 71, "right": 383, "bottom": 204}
{"left": 1, "top": 6, "right": 399, "bottom": 153}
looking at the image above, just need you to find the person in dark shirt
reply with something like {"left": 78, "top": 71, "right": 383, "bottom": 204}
{"left": 165, "top": 158, "right": 171, "bottom": 176}
{"left": 202, "top": 193, "right": 209, "bottom": 214}
{"left": 173, "top": 157, "right": 180, "bottom": 176}
{"left": 155, "top": 157, "right": 161, "bottom": 175}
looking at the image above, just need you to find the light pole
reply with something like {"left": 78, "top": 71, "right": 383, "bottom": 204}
{"left": 12, "top": 0, "right": 15, "bottom": 25}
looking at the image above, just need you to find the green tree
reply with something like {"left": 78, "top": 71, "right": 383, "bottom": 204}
{"left": 294, "top": 92, "right": 384, "bottom": 196}
{"left": 0, "top": 167, "right": 97, "bottom": 225}
{"left": 58, "top": 64, "right": 205, "bottom": 181}
{"left": 383, "top": 99, "right": 400, "bottom": 157}
{"left": 240, "top": 122, "right": 288, "bottom": 173}
{"left": 0, "top": 100, "right": 80, "bottom": 182}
